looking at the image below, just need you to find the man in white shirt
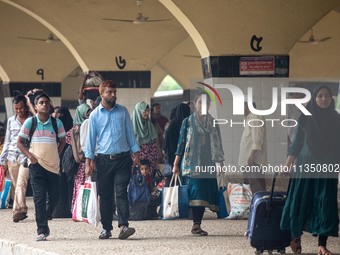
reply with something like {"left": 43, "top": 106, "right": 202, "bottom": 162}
{"left": 0, "top": 95, "right": 30, "bottom": 222}
{"left": 238, "top": 101, "right": 267, "bottom": 194}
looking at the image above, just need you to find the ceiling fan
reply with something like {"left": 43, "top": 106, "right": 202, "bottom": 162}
{"left": 17, "top": 33, "right": 60, "bottom": 43}
{"left": 103, "top": 0, "right": 171, "bottom": 24}
{"left": 298, "top": 28, "right": 331, "bottom": 44}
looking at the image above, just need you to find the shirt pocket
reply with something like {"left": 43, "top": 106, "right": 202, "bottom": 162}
{"left": 11, "top": 126, "right": 21, "bottom": 139}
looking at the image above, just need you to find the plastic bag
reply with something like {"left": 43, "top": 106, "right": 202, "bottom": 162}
{"left": 72, "top": 184, "right": 84, "bottom": 222}
{"left": 0, "top": 179, "right": 11, "bottom": 209}
{"left": 226, "top": 182, "right": 252, "bottom": 220}
{"left": 81, "top": 179, "right": 101, "bottom": 226}
{"left": 0, "top": 166, "right": 5, "bottom": 192}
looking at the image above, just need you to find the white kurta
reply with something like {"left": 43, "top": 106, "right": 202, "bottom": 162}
{"left": 238, "top": 113, "right": 268, "bottom": 166}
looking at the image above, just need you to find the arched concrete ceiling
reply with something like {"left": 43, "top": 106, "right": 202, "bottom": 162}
{"left": 290, "top": 10, "right": 340, "bottom": 79}
{"left": 0, "top": 0, "right": 340, "bottom": 91}
{"left": 171, "top": 0, "right": 340, "bottom": 55}
{"left": 0, "top": 2, "right": 79, "bottom": 82}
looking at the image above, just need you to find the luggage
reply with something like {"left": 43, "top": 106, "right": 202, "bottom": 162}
{"left": 247, "top": 174, "right": 291, "bottom": 254}
{"left": 0, "top": 165, "right": 5, "bottom": 192}
{"left": 72, "top": 178, "right": 100, "bottom": 226}
{"left": 162, "top": 174, "right": 188, "bottom": 219}
{"left": 0, "top": 179, "right": 11, "bottom": 209}
{"left": 226, "top": 182, "right": 252, "bottom": 219}
{"left": 216, "top": 187, "right": 229, "bottom": 219}
{"left": 128, "top": 166, "right": 151, "bottom": 208}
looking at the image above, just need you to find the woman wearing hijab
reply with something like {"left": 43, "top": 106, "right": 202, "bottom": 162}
{"left": 131, "top": 102, "right": 158, "bottom": 174}
{"left": 55, "top": 107, "right": 73, "bottom": 133}
{"left": 173, "top": 92, "right": 224, "bottom": 236}
{"left": 67, "top": 103, "right": 91, "bottom": 213}
{"left": 51, "top": 106, "right": 74, "bottom": 218}
{"left": 280, "top": 86, "right": 340, "bottom": 255}
{"left": 163, "top": 103, "right": 190, "bottom": 184}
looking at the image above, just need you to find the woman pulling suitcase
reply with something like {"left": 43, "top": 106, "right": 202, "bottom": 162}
{"left": 281, "top": 85, "right": 340, "bottom": 255}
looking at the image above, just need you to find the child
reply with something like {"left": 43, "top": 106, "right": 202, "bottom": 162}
{"left": 139, "top": 160, "right": 162, "bottom": 219}
{"left": 140, "top": 159, "right": 152, "bottom": 189}
{"left": 140, "top": 160, "right": 163, "bottom": 196}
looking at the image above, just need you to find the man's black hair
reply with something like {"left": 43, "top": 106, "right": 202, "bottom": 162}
{"left": 152, "top": 103, "right": 160, "bottom": 109}
{"left": 12, "top": 95, "right": 27, "bottom": 105}
{"left": 34, "top": 92, "right": 51, "bottom": 106}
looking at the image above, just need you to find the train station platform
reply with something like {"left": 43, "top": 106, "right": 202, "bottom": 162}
{"left": 0, "top": 185, "right": 339, "bottom": 255}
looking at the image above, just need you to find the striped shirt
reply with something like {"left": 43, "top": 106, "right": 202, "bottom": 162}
{"left": 19, "top": 115, "right": 66, "bottom": 174}
{"left": 0, "top": 115, "right": 27, "bottom": 165}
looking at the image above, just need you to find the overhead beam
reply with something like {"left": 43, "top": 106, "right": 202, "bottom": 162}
{"left": 0, "top": 64, "right": 10, "bottom": 84}
{"left": 159, "top": 0, "right": 210, "bottom": 58}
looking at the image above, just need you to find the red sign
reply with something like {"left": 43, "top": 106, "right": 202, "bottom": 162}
{"left": 239, "top": 56, "right": 275, "bottom": 75}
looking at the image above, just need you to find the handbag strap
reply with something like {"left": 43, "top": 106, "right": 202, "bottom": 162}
{"left": 169, "top": 173, "right": 175, "bottom": 186}
{"left": 169, "top": 173, "right": 182, "bottom": 187}
{"left": 175, "top": 174, "right": 182, "bottom": 186}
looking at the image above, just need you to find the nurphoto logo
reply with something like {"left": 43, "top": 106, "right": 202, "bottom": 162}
{"left": 196, "top": 82, "right": 312, "bottom": 128}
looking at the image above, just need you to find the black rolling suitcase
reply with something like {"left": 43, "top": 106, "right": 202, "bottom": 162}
{"left": 247, "top": 174, "right": 291, "bottom": 254}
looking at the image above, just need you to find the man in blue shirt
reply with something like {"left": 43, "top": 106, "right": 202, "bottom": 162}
{"left": 85, "top": 80, "right": 141, "bottom": 240}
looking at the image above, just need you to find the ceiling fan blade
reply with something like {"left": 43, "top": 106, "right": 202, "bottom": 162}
{"left": 47, "top": 34, "right": 60, "bottom": 41}
{"left": 297, "top": 40, "right": 311, "bottom": 43}
{"left": 46, "top": 38, "right": 61, "bottom": 43}
{"left": 17, "top": 36, "right": 46, "bottom": 42}
{"left": 103, "top": 18, "right": 134, "bottom": 23}
{"left": 146, "top": 19, "right": 172, "bottom": 22}
{"left": 318, "top": 37, "right": 331, "bottom": 42}
{"left": 182, "top": 54, "right": 201, "bottom": 58}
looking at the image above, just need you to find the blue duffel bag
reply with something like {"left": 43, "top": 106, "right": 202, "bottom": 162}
{"left": 128, "top": 166, "right": 151, "bottom": 209}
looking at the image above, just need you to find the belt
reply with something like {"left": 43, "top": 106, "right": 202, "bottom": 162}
{"left": 97, "top": 151, "right": 130, "bottom": 160}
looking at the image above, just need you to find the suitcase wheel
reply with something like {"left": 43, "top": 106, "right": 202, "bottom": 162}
{"left": 254, "top": 249, "right": 285, "bottom": 254}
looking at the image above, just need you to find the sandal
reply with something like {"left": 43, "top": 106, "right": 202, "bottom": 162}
{"left": 290, "top": 237, "right": 302, "bottom": 254}
{"left": 317, "top": 246, "right": 334, "bottom": 255}
{"left": 191, "top": 224, "right": 208, "bottom": 236}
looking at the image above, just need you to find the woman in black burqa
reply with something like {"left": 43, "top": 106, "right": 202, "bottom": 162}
{"left": 163, "top": 103, "right": 190, "bottom": 185}
{"left": 281, "top": 85, "right": 340, "bottom": 255}
{"left": 50, "top": 106, "right": 74, "bottom": 218}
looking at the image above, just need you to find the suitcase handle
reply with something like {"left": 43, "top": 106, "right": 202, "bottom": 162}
{"left": 268, "top": 172, "right": 278, "bottom": 208}
{"left": 269, "top": 172, "right": 291, "bottom": 208}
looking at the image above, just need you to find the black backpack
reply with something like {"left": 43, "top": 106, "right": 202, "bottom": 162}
{"left": 62, "top": 144, "right": 79, "bottom": 177}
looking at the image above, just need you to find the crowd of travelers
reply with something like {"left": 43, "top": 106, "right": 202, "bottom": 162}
{"left": 0, "top": 78, "right": 339, "bottom": 255}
